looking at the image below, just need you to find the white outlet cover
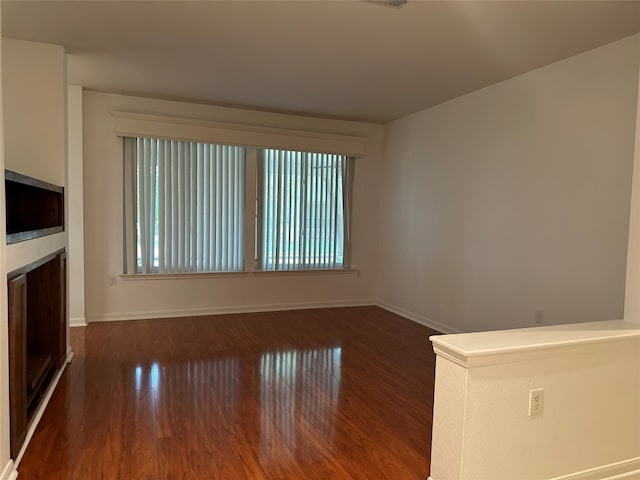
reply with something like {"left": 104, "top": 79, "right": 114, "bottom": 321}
{"left": 529, "top": 388, "right": 544, "bottom": 417}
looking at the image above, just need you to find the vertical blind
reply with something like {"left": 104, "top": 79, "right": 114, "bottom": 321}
{"left": 257, "top": 149, "right": 354, "bottom": 270}
{"left": 124, "top": 137, "right": 245, "bottom": 274}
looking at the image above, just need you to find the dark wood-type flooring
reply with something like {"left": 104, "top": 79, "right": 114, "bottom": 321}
{"left": 17, "top": 306, "right": 437, "bottom": 479}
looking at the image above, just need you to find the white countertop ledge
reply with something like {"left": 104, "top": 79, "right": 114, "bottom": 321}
{"left": 429, "top": 319, "right": 640, "bottom": 368}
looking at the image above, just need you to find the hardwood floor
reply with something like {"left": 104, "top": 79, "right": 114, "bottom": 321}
{"left": 17, "top": 306, "right": 438, "bottom": 479}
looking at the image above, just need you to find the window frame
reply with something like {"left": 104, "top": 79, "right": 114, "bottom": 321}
{"left": 123, "top": 136, "right": 246, "bottom": 275}
{"left": 120, "top": 129, "right": 358, "bottom": 278}
{"left": 255, "top": 148, "right": 354, "bottom": 272}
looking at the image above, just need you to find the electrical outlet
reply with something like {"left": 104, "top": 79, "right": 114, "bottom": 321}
{"left": 535, "top": 310, "right": 544, "bottom": 325}
{"left": 529, "top": 388, "right": 544, "bottom": 417}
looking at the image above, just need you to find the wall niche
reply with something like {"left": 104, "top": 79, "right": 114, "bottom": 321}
{"left": 5, "top": 169, "right": 64, "bottom": 244}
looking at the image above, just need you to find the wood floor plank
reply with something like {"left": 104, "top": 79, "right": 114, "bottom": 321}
{"left": 17, "top": 306, "right": 437, "bottom": 479}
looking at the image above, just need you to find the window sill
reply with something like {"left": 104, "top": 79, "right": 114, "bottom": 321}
{"left": 252, "top": 268, "right": 358, "bottom": 277}
{"left": 119, "top": 268, "right": 359, "bottom": 280}
{"left": 120, "top": 271, "right": 249, "bottom": 281}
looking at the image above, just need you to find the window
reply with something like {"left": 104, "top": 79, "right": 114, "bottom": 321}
{"left": 256, "top": 149, "right": 354, "bottom": 270}
{"left": 123, "top": 137, "right": 245, "bottom": 274}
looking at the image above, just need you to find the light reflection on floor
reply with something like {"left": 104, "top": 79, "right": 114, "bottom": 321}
{"left": 260, "top": 347, "right": 342, "bottom": 461}
{"left": 129, "top": 346, "right": 342, "bottom": 464}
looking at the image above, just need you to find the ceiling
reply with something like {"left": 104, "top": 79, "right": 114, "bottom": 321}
{"left": 2, "top": 1, "right": 640, "bottom": 123}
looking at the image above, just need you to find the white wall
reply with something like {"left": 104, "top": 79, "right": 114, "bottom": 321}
{"left": 0, "top": 12, "right": 13, "bottom": 480}
{"left": 430, "top": 321, "right": 640, "bottom": 480}
{"left": 381, "top": 34, "right": 640, "bottom": 333}
{"left": 0, "top": 37, "right": 67, "bottom": 474}
{"left": 461, "top": 342, "right": 640, "bottom": 479}
{"left": 2, "top": 39, "right": 67, "bottom": 273}
{"left": 82, "top": 91, "right": 383, "bottom": 321}
{"left": 67, "top": 86, "right": 85, "bottom": 327}
{"left": 2, "top": 39, "right": 65, "bottom": 186}
{"left": 624, "top": 65, "right": 640, "bottom": 325}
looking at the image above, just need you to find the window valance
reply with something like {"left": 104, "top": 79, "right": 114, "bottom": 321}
{"left": 112, "top": 111, "right": 367, "bottom": 157}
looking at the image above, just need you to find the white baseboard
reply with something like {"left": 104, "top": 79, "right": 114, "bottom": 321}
{"left": 13, "top": 357, "right": 70, "bottom": 468}
{"left": 427, "top": 457, "right": 640, "bottom": 480}
{"left": 550, "top": 457, "right": 640, "bottom": 480}
{"left": 0, "top": 460, "right": 17, "bottom": 480}
{"left": 377, "top": 301, "right": 461, "bottom": 334}
{"left": 69, "top": 316, "right": 87, "bottom": 327}
{"left": 86, "top": 299, "right": 377, "bottom": 322}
